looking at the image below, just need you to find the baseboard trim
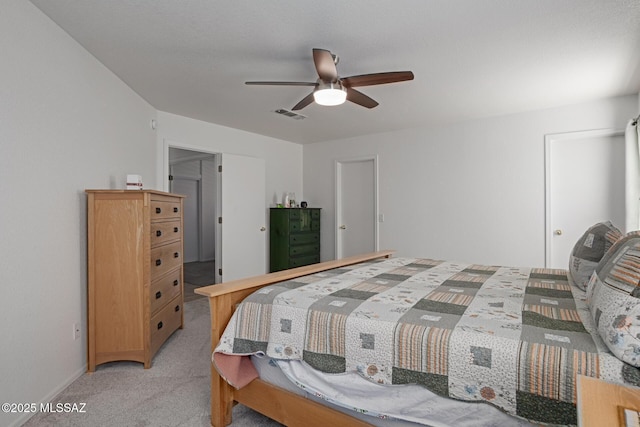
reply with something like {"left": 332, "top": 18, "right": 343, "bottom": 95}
{"left": 9, "top": 363, "right": 87, "bottom": 427}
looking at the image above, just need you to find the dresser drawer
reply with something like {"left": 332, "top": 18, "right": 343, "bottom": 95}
{"left": 150, "top": 241, "right": 182, "bottom": 279}
{"left": 150, "top": 268, "right": 182, "bottom": 316}
{"left": 150, "top": 294, "right": 182, "bottom": 357}
{"left": 151, "top": 200, "right": 181, "bottom": 220}
{"left": 289, "top": 220, "right": 301, "bottom": 232}
{"left": 290, "top": 243, "right": 320, "bottom": 257}
{"left": 290, "top": 218, "right": 319, "bottom": 232}
{"left": 290, "top": 232, "right": 319, "bottom": 246}
{"left": 150, "top": 220, "right": 181, "bottom": 248}
{"left": 289, "top": 254, "right": 320, "bottom": 268}
{"left": 289, "top": 209, "right": 301, "bottom": 220}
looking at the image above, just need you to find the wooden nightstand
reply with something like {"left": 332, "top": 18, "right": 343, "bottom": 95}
{"left": 578, "top": 375, "right": 640, "bottom": 426}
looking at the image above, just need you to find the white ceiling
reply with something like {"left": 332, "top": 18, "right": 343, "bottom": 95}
{"left": 30, "top": 0, "right": 640, "bottom": 144}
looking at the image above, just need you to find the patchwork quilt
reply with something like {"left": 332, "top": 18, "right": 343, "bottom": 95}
{"left": 214, "top": 257, "right": 640, "bottom": 425}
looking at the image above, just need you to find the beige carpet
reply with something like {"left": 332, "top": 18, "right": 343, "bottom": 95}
{"left": 184, "top": 261, "right": 216, "bottom": 287}
{"left": 184, "top": 281, "right": 207, "bottom": 303}
{"left": 23, "top": 297, "right": 281, "bottom": 426}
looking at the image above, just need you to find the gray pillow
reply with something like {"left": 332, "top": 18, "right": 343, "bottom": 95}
{"left": 587, "top": 232, "right": 640, "bottom": 366}
{"left": 568, "top": 221, "right": 622, "bottom": 290}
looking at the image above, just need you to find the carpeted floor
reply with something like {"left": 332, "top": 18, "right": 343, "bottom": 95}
{"left": 184, "top": 281, "right": 206, "bottom": 303}
{"left": 184, "top": 261, "right": 215, "bottom": 303}
{"left": 184, "top": 261, "right": 216, "bottom": 287}
{"left": 23, "top": 297, "right": 282, "bottom": 427}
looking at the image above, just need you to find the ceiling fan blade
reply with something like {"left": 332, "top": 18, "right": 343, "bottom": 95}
{"left": 346, "top": 87, "right": 378, "bottom": 109}
{"left": 341, "top": 71, "right": 414, "bottom": 87}
{"left": 245, "top": 81, "right": 317, "bottom": 86}
{"left": 291, "top": 92, "right": 315, "bottom": 111}
{"left": 313, "top": 48, "right": 338, "bottom": 82}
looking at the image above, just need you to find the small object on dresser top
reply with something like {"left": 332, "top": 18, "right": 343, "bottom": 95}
{"left": 126, "top": 174, "right": 143, "bottom": 190}
{"left": 622, "top": 408, "right": 640, "bottom": 427}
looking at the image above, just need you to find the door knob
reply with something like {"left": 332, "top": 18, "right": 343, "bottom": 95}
{"left": 339, "top": 225, "right": 347, "bottom": 230}
{"left": 554, "top": 229, "right": 562, "bottom": 236}
{"left": 260, "top": 226, "right": 266, "bottom": 231}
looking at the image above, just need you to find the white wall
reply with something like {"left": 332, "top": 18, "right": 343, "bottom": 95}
{"left": 156, "top": 111, "right": 303, "bottom": 208}
{"left": 0, "top": 1, "right": 157, "bottom": 426}
{"left": 304, "top": 95, "right": 639, "bottom": 268}
{"left": 156, "top": 112, "right": 303, "bottom": 273}
{"left": 0, "top": 3, "right": 303, "bottom": 426}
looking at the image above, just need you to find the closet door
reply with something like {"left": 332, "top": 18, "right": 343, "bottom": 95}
{"left": 336, "top": 157, "right": 378, "bottom": 259}
{"left": 545, "top": 129, "right": 624, "bottom": 268}
{"left": 220, "top": 153, "right": 266, "bottom": 281}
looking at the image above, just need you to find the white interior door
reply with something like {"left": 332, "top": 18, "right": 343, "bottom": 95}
{"left": 220, "top": 153, "right": 266, "bottom": 281}
{"left": 336, "top": 157, "right": 378, "bottom": 259}
{"left": 546, "top": 130, "right": 624, "bottom": 268}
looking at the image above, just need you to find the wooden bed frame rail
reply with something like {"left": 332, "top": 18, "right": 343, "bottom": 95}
{"left": 194, "top": 250, "right": 394, "bottom": 427}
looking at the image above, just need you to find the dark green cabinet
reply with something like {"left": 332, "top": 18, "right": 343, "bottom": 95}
{"left": 270, "top": 208, "right": 321, "bottom": 272}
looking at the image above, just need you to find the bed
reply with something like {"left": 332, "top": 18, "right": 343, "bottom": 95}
{"left": 194, "top": 222, "right": 640, "bottom": 427}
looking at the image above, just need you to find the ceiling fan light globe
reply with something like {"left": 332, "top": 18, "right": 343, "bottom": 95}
{"left": 313, "top": 82, "right": 347, "bottom": 106}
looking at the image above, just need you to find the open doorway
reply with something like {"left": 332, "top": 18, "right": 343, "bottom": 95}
{"left": 165, "top": 142, "right": 267, "bottom": 288}
{"left": 168, "top": 147, "right": 218, "bottom": 300}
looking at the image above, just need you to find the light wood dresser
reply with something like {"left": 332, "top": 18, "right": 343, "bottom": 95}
{"left": 86, "top": 190, "right": 185, "bottom": 371}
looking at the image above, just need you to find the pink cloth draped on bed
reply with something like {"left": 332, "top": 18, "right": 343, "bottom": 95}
{"left": 213, "top": 353, "right": 258, "bottom": 389}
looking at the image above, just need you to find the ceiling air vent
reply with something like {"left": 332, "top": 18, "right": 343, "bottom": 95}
{"left": 274, "top": 109, "right": 306, "bottom": 120}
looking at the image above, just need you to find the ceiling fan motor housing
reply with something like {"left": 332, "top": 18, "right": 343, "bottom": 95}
{"left": 313, "top": 80, "right": 347, "bottom": 106}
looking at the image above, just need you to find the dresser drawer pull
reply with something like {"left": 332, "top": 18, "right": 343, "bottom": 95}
{"left": 155, "top": 291, "right": 162, "bottom": 300}
{"left": 173, "top": 207, "right": 179, "bottom": 213}
{"left": 156, "top": 230, "right": 162, "bottom": 237}
{"left": 174, "top": 252, "right": 180, "bottom": 258}
{"left": 155, "top": 259, "right": 162, "bottom": 266}
{"left": 174, "top": 227, "right": 179, "bottom": 233}
{"left": 173, "top": 280, "right": 179, "bottom": 286}
{"left": 156, "top": 207, "right": 161, "bottom": 214}
{"left": 175, "top": 305, "right": 180, "bottom": 312}
{"left": 157, "top": 321, "right": 163, "bottom": 330}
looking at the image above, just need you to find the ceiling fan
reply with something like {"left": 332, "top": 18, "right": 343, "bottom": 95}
{"left": 245, "top": 48, "right": 414, "bottom": 110}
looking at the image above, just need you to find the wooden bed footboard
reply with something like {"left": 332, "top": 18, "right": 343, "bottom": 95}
{"left": 194, "top": 250, "right": 394, "bottom": 427}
